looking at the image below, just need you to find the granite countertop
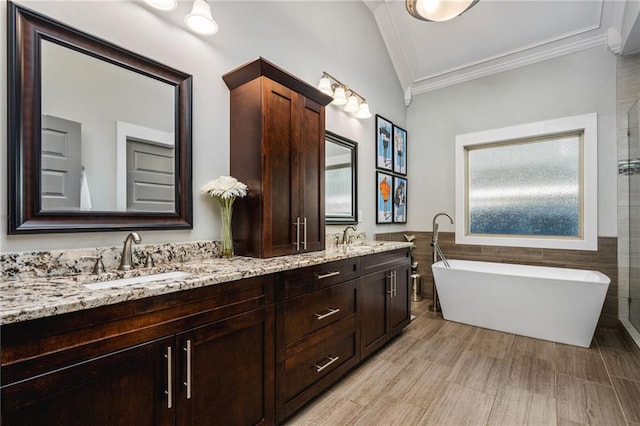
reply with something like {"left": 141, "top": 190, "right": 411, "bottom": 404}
{"left": 0, "top": 242, "right": 412, "bottom": 325}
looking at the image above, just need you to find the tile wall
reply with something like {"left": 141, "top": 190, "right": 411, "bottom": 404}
{"left": 617, "top": 52, "right": 640, "bottom": 343}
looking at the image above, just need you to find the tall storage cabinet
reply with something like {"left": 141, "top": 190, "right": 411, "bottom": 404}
{"left": 223, "top": 58, "right": 332, "bottom": 258}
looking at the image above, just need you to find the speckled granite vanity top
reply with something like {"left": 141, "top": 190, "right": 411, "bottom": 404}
{"left": 0, "top": 242, "right": 412, "bottom": 325}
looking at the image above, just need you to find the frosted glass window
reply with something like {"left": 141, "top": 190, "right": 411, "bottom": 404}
{"left": 467, "top": 134, "right": 582, "bottom": 237}
{"left": 326, "top": 167, "right": 352, "bottom": 216}
{"left": 454, "top": 113, "right": 598, "bottom": 251}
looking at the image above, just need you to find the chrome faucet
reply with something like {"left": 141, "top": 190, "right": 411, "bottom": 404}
{"left": 430, "top": 213, "right": 453, "bottom": 313}
{"left": 432, "top": 212, "right": 453, "bottom": 246}
{"left": 118, "top": 232, "right": 142, "bottom": 271}
{"left": 342, "top": 225, "right": 357, "bottom": 247}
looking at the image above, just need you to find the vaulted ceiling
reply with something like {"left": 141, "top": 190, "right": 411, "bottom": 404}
{"left": 364, "top": 0, "right": 639, "bottom": 105}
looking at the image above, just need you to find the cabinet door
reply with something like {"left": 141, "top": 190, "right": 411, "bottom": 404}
{"left": 176, "top": 306, "right": 275, "bottom": 426}
{"left": 264, "top": 79, "right": 297, "bottom": 257}
{"left": 389, "top": 263, "right": 411, "bottom": 336}
{"left": 358, "top": 271, "right": 390, "bottom": 359}
{"left": 297, "top": 95, "right": 325, "bottom": 253}
{"left": 2, "top": 337, "right": 174, "bottom": 426}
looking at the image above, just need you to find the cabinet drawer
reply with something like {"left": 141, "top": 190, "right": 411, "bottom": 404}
{"left": 283, "top": 317, "right": 357, "bottom": 402}
{"left": 278, "top": 257, "right": 360, "bottom": 300}
{"left": 282, "top": 280, "right": 356, "bottom": 344}
{"left": 362, "top": 248, "right": 410, "bottom": 275}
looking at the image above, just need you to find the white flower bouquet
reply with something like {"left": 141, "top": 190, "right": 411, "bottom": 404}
{"left": 201, "top": 176, "right": 248, "bottom": 257}
{"left": 200, "top": 175, "right": 248, "bottom": 200}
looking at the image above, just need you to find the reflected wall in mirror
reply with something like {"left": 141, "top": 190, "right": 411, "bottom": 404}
{"left": 8, "top": 2, "right": 193, "bottom": 233}
{"left": 325, "top": 131, "right": 358, "bottom": 225}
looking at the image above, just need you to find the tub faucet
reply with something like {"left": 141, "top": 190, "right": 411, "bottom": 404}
{"left": 432, "top": 212, "right": 453, "bottom": 246}
{"left": 342, "top": 225, "right": 357, "bottom": 247}
{"left": 118, "top": 232, "right": 142, "bottom": 271}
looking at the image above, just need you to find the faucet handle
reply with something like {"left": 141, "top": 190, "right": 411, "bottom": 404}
{"left": 81, "top": 255, "right": 106, "bottom": 275}
{"left": 144, "top": 252, "right": 155, "bottom": 268}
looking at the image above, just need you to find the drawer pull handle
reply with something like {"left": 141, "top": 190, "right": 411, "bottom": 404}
{"left": 165, "top": 346, "right": 173, "bottom": 409}
{"left": 316, "top": 271, "right": 340, "bottom": 280}
{"left": 314, "top": 355, "right": 340, "bottom": 373}
{"left": 184, "top": 340, "right": 192, "bottom": 400}
{"left": 315, "top": 308, "right": 340, "bottom": 320}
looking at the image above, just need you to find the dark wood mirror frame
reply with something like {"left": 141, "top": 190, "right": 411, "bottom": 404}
{"left": 7, "top": 2, "right": 193, "bottom": 234}
{"left": 325, "top": 131, "right": 358, "bottom": 225}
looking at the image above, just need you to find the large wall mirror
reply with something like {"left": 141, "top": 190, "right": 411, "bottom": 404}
{"left": 7, "top": 2, "right": 193, "bottom": 234}
{"left": 325, "top": 131, "right": 358, "bottom": 225}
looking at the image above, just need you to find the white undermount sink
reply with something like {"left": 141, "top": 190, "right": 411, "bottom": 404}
{"left": 83, "top": 271, "right": 192, "bottom": 290}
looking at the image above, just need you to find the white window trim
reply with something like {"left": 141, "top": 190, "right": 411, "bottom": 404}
{"left": 454, "top": 113, "right": 598, "bottom": 251}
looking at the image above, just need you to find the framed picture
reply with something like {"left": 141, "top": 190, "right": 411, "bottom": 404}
{"left": 393, "top": 176, "right": 407, "bottom": 223}
{"left": 393, "top": 125, "right": 407, "bottom": 175}
{"left": 376, "top": 171, "right": 393, "bottom": 223}
{"left": 376, "top": 115, "right": 393, "bottom": 171}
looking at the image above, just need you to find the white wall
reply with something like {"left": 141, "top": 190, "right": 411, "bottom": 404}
{"left": 407, "top": 45, "right": 618, "bottom": 237}
{"left": 0, "top": 0, "right": 406, "bottom": 252}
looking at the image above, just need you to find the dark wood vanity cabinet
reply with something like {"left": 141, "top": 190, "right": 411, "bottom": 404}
{"left": 274, "top": 258, "right": 361, "bottom": 423}
{"left": 359, "top": 249, "right": 412, "bottom": 360}
{"left": 1, "top": 249, "right": 412, "bottom": 425}
{"left": 0, "top": 276, "right": 275, "bottom": 426}
{"left": 2, "top": 336, "right": 175, "bottom": 426}
{"left": 223, "top": 58, "right": 333, "bottom": 258}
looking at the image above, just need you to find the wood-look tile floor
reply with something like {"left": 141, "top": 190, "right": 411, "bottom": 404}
{"left": 287, "top": 300, "right": 640, "bottom": 426}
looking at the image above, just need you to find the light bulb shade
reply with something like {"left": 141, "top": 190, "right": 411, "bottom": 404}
{"left": 344, "top": 95, "right": 360, "bottom": 113}
{"left": 332, "top": 86, "right": 348, "bottom": 105}
{"left": 406, "top": 0, "right": 478, "bottom": 22}
{"left": 185, "top": 0, "right": 219, "bottom": 35}
{"left": 356, "top": 102, "right": 372, "bottom": 119}
{"left": 144, "top": 0, "right": 177, "bottom": 11}
{"left": 317, "top": 77, "right": 333, "bottom": 96}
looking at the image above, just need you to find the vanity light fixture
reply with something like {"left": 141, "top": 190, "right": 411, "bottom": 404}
{"left": 406, "top": 0, "right": 479, "bottom": 22}
{"left": 143, "top": 0, "right": 177, "bottom": 11}
{"left": 185, "top": 0, "right": 219, "bottom": 35}
{"left": 317, "top": 72, "right": 372, "bottom": 119}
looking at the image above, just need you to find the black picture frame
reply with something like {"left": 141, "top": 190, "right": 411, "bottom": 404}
{"left": 376, "top": 115, "right": 393, "bottom": 171}
{"left": 376, "top": 171, "right": 393, "bottom": 224}
{"left": 393, "top": 176, "right": 407, "bottom": 223}
{"left": 393, "top": 125, "right": 407, "bottom": 175}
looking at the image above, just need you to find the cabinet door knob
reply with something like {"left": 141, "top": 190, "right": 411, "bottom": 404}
{"left": 313, "top": 355, "right": 340, "bottom": 373}
{"left": 314, "top": 308, "right": 340, "bottom": 320}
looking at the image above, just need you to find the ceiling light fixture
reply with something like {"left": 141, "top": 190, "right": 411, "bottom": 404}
{"left": 406, "top": 0, "right": 479, "bottom": 22}
{"left": 317, "top": 72, "right": 372, "bottom": 119}
{"left": 143, "top": 0, "right": 177, "bottom": 11}
{"left": 185, "top": 0, "right": 219, "bottom": 35}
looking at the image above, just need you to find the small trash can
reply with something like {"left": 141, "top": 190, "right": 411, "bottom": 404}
{"left": 410, "top": 273, "right": 423, "bottom": 302}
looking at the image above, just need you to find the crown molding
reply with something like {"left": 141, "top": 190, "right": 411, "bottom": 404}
{"left": 368, "top": 0, "right": 611, "bottom": 97}
{"left": 412, "top": 33, "right": 608, "bottom": 95}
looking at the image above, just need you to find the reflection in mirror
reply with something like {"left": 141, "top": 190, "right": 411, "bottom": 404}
{"left": 8, "top": 3, "right": 193, "bottom": 233}
{"left": 41, "top": 40, "right": 176, "bottom": 212}
{"left": 325, "top": 131, "right": 358, "bottom": 225}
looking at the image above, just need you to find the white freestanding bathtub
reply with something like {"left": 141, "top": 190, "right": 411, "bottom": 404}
{"left": 431, "top": 260, "right": 610, "bottom": 347}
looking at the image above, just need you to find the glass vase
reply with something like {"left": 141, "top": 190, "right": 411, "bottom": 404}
{"left": 219, "top": 198, "right": 234, "bottom": 258}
